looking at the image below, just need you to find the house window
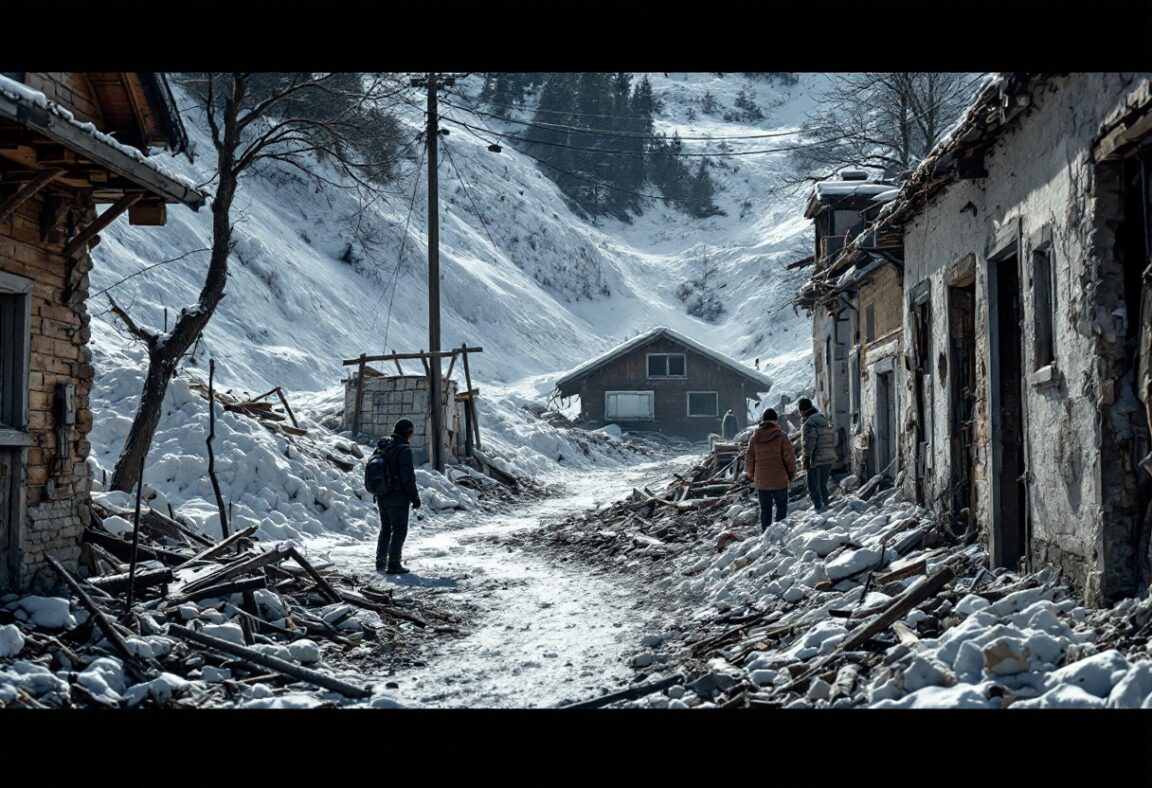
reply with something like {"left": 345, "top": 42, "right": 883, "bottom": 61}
{"left": 849, "top": 347, "right": 861, "bottom": 420}
{"left": 0, "top": 271, "right": 32, "bottom": 434}
{"left": 687, "top": 391, "right": 718, "bottom": 417}
{"left": 1032, "top": 245, "right": 1056, "bottom": 370}
{"left": 865, "top": 305, "right": 875, "bottom": 343}
{"left": 647, "top": 353, "right": 686, "bottom": 378}
{"left": 605, "top": 391, "right": 654, "bottom": 420}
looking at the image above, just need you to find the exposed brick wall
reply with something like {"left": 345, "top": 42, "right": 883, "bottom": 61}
{"left": 343, "top": 375, "right": 463, "bottom": 463}
{"left": 860, "top": 265, "right": 903, "bottom": 357}
{"left": 1, "top": 190, "right": 94, "bottom": 591}
{"left": 22, "top": 72, "right": 105, "bottom": 127}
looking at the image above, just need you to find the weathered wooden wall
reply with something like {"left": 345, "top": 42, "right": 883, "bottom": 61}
{"left": 569, "top": 336, "right": 765, "bottom": 441}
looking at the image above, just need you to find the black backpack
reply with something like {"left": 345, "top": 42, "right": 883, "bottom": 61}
{"left": 364, "top": 438, "right": 401, "bottom": 495}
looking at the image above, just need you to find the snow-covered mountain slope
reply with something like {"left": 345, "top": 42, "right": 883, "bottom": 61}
{"left": 85, "top": 73, "right": 822, "bottom": 542}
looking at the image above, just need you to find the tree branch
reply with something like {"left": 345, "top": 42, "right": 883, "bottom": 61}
{"left": 106, "top": 295, "right": 159, "bottom": 350}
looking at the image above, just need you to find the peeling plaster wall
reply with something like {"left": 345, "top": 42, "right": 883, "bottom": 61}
{"left": 811, "top": 305, "right": 852, "bottom": 471}
{"left": 901, "top": 73, "right": 1150, "bottom": 604}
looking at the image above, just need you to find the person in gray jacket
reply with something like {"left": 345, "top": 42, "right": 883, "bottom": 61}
{"left": 797, "top": 397, "right": 836, "bottom": 512}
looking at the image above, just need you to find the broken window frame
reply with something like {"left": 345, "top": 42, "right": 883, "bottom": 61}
{"left": 1030, "top": 226, "right": 1057, "bottom": 376}
{"left": 646, "top": 353, "right": 686, "bottom": 379}
{"left": 686, "top": 391, "right": 719, "bottom": 418}
{"left": 0, "top": 271, "right": 32, "bottom": 441}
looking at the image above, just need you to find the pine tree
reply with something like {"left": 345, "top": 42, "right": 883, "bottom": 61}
{"left": 689, "top": 160, "right": 722, "bottom": 217}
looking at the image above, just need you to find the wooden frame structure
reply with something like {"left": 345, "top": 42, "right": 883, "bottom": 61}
{"left": 342, "top": 344, "right": 484, "bottom": 462}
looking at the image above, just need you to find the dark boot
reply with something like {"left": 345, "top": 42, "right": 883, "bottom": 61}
{"left": 385, "top": 564, "right": 410, "bottom": 575}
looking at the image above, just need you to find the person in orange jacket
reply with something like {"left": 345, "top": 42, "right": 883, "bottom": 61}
{"left": 744, "top": 408, "right": 797, "bottom": 532}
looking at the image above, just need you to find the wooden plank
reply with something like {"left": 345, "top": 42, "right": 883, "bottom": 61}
{"left": 461, "top": 343, "right": 481, "bottom": 449}
{"left": 338, "top": 590, "right": 428, "bottom": 629}
{"left": 419, "top": 349, "right": 430, "bottom": 376}
{"left": 179, "top": 544, "right": 289, "bottom": 595}
{"left": 341, "top": 347, "right": 484, "bottom": 365}
{"left": 352, "top": 354, "right": 366, "bottom": 436}
{"left": 174, "top": 525, "right": 258, "bottom": 570}
{"left": 167, "top": 624, "right": 371, "bottom": 699}
{"left": 781, "top": 567, "right": 955, "bottom": 694}
{"left": 287, "top": 547, "right": 341, "bottom": 604}
{"left": 83, "top": 527, "right": 191, "bottom": 566}
{"left": 559, "top": 674, "right": 685, "bottom": 709}
{"left": 61, "top": 191, "right": 142, "bottom": 259}
{"left": 86, "top": 566, "right": 173, "bottom": 594}
{"left": 274, "top": 387, "right": 300, "bottom": 428}
{"left": 444, "top": 348, "right": 459, "bottom": 383}
{"left": 0, "top": 168, "right": 66, "bottom": 224}
{"left": 46, "top": 556, "right": 140, "bottom": 670}
{"left": 167, "top": 575, "right": 267, "bottom": 606}
{"left": 838, "top": 566, "right": 955, "bottom": 652}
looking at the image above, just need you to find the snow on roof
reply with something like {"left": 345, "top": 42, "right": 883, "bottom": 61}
{"left": 870, "top": 188, "right": 900, "bottom": 203}
{"left": 554, "top": 326, "right": 773, "bottom": 392}
{"left": 0, "top": 74, "right": 206, "bottom": 205}
{"left": 813, "top": 180, "right": 897, "bottom": 200}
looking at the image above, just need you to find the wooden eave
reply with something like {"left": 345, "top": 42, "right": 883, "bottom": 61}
{"left": 0, "top": 92, "right": 203, "bottom": 209}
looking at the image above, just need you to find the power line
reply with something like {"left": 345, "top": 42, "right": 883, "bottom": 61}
{"left": 441, "top": 139, "right": 505, "bottom": 263}
{"left": 443, "top": 115, "right": 708, "bottom": 206}
{"left": 377, "top": 142, "right": 427, "bottom": 352}
{"left": 444, "top": 91, "right": 802, "bottom": 142}
{"left": 447, "top": 115, "right": 869, "bottom": 159}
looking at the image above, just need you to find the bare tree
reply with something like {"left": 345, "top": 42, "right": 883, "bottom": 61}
{"left": 785, "top": 73, "right": 982, "bottom": 186}
{"left": 107, "top": 72, "right": 408, "bottom": 493}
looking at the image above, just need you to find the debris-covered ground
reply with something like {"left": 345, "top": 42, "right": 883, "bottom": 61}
{"left": 0, "top": 396, "right": 681, "bottom": 709}
{"left": 536, "top": 441, "right": 1152, "bottom": 709}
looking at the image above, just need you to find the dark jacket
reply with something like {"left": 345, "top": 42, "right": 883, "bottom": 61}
{"left": 378, "top": 433, "right": 421, "bottom": 508}
{"left": 745, "top": 421, "right": 797, "bottom": 490}
{"left": 801, "top": 409, "right": 837, "bottom": 468}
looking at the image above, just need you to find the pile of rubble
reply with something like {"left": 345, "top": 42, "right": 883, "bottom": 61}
{"left": 0, "top": 500, "right": 456, "bottom": 709}
{"left": 542, "top": 441, "right": 1152, "bottom": 709}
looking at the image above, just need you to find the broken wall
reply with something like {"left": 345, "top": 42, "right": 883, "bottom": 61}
{"left": 901, "top": 73, "right": 1150, "bottom": 604}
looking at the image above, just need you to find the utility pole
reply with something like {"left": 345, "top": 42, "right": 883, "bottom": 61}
{"left": 411, "top": 72, "right": 455, "bottom": 473}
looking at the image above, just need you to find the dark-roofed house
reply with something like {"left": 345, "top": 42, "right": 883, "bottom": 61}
{"left": 0, "top": 72, "right": 205, "bottom": 591}
{"left": 553, "top": 327, "right": 772, "bottom": 442}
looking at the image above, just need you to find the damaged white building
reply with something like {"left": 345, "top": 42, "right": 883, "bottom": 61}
{"left": 797, "top": 73, "right": 1152, "bottom": 605}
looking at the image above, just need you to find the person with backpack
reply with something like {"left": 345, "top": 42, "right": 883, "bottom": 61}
{"left": 797, "top": 397, "right": 837, "bottom": 513}
{"left": 364, "top": 418, "right": 422, "bottom": 574}
{"left": 744, "top": 408, "right": 797, "bottom": 532}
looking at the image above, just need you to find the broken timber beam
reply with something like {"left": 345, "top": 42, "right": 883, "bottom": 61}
{"left": 167, "top": 624, "right": 372, "bottom": 699}
{"left": 286, "top": 548, "right": 341, "bottom": 604}
{"left": 174, "top": 525, "right": 258, "bottom": 570}
{"left": 559, "top": 674, "right": 685, "bottom": 709}
{"left": 340, "top": 347, "right": 484, "bottom": 365}
{"left": 46, "top": 556, "right": 141, "bottom": 670}
{"left": 0, "top": 168, "right": 67, "bottom": 224}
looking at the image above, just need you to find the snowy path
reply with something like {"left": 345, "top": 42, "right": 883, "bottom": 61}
{"left": 316, "top": 458, "right": 688, "bottom": 708}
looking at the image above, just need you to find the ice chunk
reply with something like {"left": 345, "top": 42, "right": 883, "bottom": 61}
{"left": 0, "top": 624, "right": 25, "bottom": 658}
{"left": 1044, "top": 649, "right": 1130, "bottom": 698}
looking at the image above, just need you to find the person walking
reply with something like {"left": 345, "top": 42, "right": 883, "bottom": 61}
{"left": 797, "top": 397, "right": 837, "bottom": 512}
{"left": 744, "top": 408, "right": 796, "bottom": 531}
{"left": 373, "top": 418, "right": 422, "bottom": 574}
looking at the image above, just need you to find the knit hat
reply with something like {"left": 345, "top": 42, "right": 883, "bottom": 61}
{"left": 394, "top": 418, "right": 415, "bottom": 435}
{"left": 761, "top": 408, "right": 778, "bottom": 423}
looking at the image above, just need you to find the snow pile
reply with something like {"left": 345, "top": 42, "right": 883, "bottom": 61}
{"left": 545, "top": 463, "right": 1152, "bottom": 710}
